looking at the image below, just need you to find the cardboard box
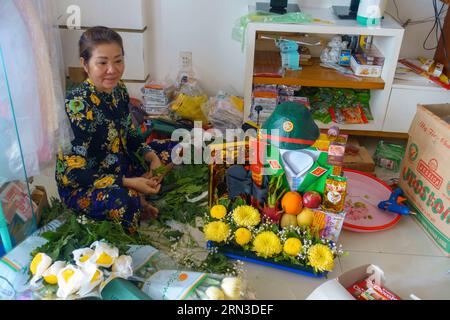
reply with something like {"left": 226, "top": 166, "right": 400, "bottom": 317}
{"left": 399, "top": 104, "right": 450, "bottom": 256}
{"left": 344, "top": 146, "right": 376, "bottom": 173}
{"left": 31, "top": 186, "right": 49, "bottom": 226}
{"left": 307, "top": 264, "right": 402, "bottom": 300}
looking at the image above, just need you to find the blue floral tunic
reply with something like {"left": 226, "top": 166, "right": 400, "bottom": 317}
{"left": 55, "top": 79, "right": 152, "bottom": 233}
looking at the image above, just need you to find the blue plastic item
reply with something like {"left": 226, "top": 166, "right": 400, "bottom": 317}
{"left": 276, "top": 40, "right": 301, "bottom": 71}
{"left": 377, "top": 188, "right": 416, "bottom": 216}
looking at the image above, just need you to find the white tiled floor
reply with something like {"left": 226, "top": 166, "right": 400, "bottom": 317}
{"left": 242, "top": 217, "right": 450, "bottom": 300}
{"left": 241, "top": 137, "right": 449, "bottom": 300}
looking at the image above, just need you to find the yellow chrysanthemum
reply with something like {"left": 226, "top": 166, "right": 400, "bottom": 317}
{"left": 308, "top": 244, "right": 335, "bottom": 272}
{"left": 252, "top": 231, "right": 282, "bottom": 258}
{"left": 283, "top": 238, "right": 303, "bottom": 256}
{"left": 204, "top": 221, "right": 230, "bottom": 243}
{"left": 235, "top": 228, "right": 252, "bottom": 246}
{"left": 210, "top": 205, "right": 227, "bottom": 219}
{"left": 232, "top": 206, "right": 261, "bottom": 227}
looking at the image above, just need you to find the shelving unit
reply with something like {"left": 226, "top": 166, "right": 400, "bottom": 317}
{"left": 243, "top": 6, "right": 405, "bottom": 133}
{"left": 254, "top": 52, "right": 386, "bottom": 90}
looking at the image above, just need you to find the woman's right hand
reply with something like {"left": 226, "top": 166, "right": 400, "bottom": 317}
{"left": 123, "top": 177, "right": 161, "bottom": 195}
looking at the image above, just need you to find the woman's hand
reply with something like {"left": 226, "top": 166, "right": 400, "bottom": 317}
{"left": 144, "top": 151, "right": 164, "bottom": 183}
{"left": 123, "top": 177, "right": 161, "bottom": 195}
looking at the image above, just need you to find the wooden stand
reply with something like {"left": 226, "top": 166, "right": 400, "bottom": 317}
{"left": 434, "top": 1, "right": 450, "bottom": 76}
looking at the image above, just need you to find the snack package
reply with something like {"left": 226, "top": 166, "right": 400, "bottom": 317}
{"left": 322, "top": 176, "right": 347, "bottom": 213}
{"left": 347, "top": 278, "right": 401, "bottom": 300}
{"left": 374, "top": 141, "right": 405, "bottom": 172}
{"left": 311, "top": 209, "right": 346, "bottom": 242}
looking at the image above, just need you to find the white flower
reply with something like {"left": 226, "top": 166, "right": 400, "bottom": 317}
{"left": 89, "top": 241, "right": 119, "bottom": 268}
{"left": 78, "top": 264, "right": 104, "bottom": 297}
{"left": 221, "top": 277, "right": 242, "bottom": 300}
{"left": 42, "top": 261, "right": 66, "bottom": 285}
{"left": 56, "top": 265, "right": 85, "bottom": 299}
{"left": 111, "top": 255, "right": 133, "bottom": 279}
{"left": 73, "top": 248, "right": 95, "bottom": 268}
{"left": 29, "top": 253, "right": 53, "bottom": 287}
{"left": 205, "top": 287, "right": 225, "bottom": 300}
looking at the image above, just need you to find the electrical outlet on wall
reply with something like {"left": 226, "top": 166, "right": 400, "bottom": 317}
{"left": 180, "top": 51, "right": 192, "bottom": 71}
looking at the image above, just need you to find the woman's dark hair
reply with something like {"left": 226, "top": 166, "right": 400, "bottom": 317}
{"left": 79, "top": 26, "right": 124, "bottom": 62}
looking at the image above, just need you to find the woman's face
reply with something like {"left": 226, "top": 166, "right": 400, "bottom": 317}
{"left": 81, "top": 42, "right": 125, "bottom": 93}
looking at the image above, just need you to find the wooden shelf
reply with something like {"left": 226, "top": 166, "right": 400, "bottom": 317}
{"left": 253, "top": 51, "right": 385, "bottom": 90}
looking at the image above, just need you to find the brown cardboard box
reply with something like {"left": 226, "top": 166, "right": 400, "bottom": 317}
{"left": 399, "top": 104, "right": 450, "bottom": 256}
{"left": 31, "top": 186, "right": 49, "bottom": 225}
{"left": 344, "top": 146, "right": 376, "bottom": 173}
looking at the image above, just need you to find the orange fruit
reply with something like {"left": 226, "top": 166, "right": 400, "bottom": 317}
{"left": 281, "top": 191, "right": 303, "bottom": 215}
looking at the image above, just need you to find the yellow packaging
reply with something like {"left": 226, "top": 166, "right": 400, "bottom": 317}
{"left": 323, "top": 176, "right": 347, "bottom": 213}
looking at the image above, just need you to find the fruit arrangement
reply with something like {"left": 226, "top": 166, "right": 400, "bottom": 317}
{"left": 204, "top": 191, "right": 345, "bottom": 275}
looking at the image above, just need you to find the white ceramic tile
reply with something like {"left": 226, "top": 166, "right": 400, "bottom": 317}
{"left": 339, "top": 251, "right": 450, "bottom": 300}
{"left": 241, "top": 258, "right": 343, "bottom": 300}
{"left": 338, "top": 215, "right": 445, "bottom": 257}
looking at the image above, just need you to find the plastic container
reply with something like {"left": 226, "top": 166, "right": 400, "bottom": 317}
{"left": 357, "top": 0, "right": 387, "bottom": 26}
{"left": 101, "top": 278, "right": 152, "bottom": 300}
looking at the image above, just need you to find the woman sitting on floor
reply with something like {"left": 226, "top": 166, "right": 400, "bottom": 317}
{"left": 56, "top": 26, "right": 163, "bottom": 233}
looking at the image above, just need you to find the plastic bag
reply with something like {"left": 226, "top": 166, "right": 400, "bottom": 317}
{"left": 141, "top": 270, "right": 248, "bottom": 300}
{"left": 232, "top": 11, "right": 313, "bottom": 49}
{"left": 171, "top": 93, "right": 208, "bottom": 123}
{"left": 374, "top": 141, "right": 405, "bottom": 172}
{"left": 171, "top": 79, "right": 209, "bottom": 123}
{"left": 0, "top": 0, "right": 70, "bottom": 184}
{"left": 203, "top": 91, "right": 244, "bottom": 132}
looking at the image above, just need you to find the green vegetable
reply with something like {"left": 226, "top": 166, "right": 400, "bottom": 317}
{"left": 33, "top": 214, "right": 154, "bottom": 262}
{"left": 152, "top": 164, "right": 210, "bottom": 226}
{"left": 267, "top": 173, "right": 287, "bottom": 208}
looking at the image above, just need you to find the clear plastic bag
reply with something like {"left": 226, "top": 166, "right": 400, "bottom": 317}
{"left": 232, "top": 11, "right": 313, "bottom": 49}
{"left": 202, "top": 91, "right": 244, "bottom": 132}
{"left": 171, "top": 80, "right": 208, "bottom": 123}
{"left": 0, "top": 0, "right": 70, "bottom": 184}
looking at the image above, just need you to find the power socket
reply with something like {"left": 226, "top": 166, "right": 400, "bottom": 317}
{"left": 180, "top": 51, "right": 192, "bottom": 71}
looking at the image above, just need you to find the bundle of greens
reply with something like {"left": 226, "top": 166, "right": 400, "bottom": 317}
{"left": 153, "top": 164, "right": 210, "bottom": 226}
{"left": 32, "top": 214, "right": 152, "bottom": 262}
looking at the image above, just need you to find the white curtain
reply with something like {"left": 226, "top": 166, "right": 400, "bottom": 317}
{"left": 0, "top": 0, "right": 71, "bottom": 184}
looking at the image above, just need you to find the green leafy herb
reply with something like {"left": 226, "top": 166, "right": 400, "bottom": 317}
{"left": 33, "top": 214, "right": 154, "bottom": 262}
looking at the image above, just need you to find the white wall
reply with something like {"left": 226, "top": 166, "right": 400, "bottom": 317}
{"left": 147, "top": 0, "right": 446, "bottom": 97}
{"left": 147, "top": 0, "right": 255, "bottom": 97}
{"left": 384, "top": 0, "right": 448, "bottom": 59}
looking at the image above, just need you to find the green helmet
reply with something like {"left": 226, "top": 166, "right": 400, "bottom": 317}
{"left": 261, "top": 102, "right": 320, "bottom": 150}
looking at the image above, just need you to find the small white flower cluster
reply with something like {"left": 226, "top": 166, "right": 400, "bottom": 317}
{"left": 76, "top": 215, "right": 89, "bottom": 225}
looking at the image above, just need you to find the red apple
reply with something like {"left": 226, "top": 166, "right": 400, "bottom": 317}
{"left": 302, "top": 191, "right": 322, "bottom": 209}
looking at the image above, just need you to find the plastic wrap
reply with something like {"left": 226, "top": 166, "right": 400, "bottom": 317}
{"left": 0, "top": 1, "right": 41, "bottom": 182}
{"left": 232, "top": 11, "right": 313, "bottom": 49}
{"left": 202, "top": 91, "right": 244, "bottom": 132}
{"left": 0, "top": 0, "right": 71, "bottom": 184}
{"left": 171, "top": 80, "right": 208, "bottom": 123}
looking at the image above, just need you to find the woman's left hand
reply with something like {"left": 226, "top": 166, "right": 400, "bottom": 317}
{"left": 144, "top": 151, "right": 164, "bottom": 183}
